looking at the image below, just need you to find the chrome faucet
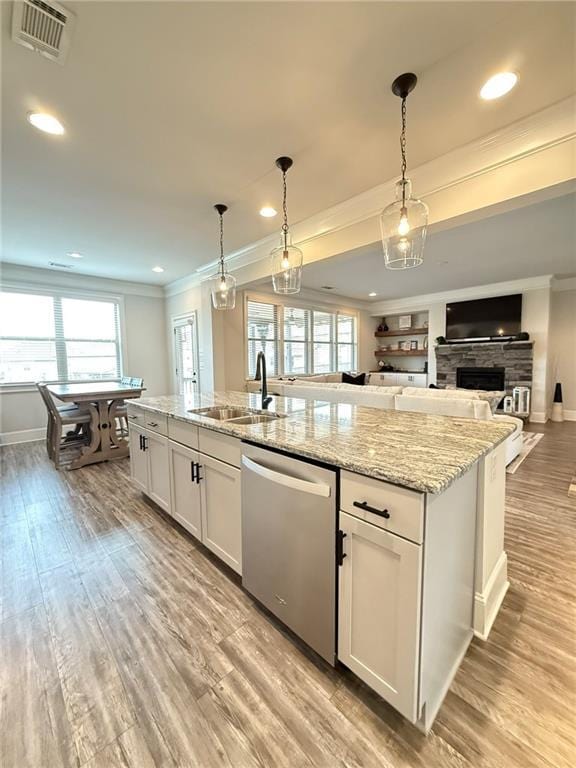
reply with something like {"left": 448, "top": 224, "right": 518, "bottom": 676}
{"left": 254, "top": 351, "right": 273, "bottom": 410}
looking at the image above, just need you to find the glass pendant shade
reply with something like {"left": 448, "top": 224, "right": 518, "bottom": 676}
{"left": 380, "top": 179, "right": 428, "bottom": 270}
{"left": 209, "top": 271, "right": 236, "bottom": 310}
{"left": 271, "top": 233, "right": 303, "bottom": 294}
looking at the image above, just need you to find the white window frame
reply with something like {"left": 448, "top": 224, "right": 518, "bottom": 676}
{"left": 244, "top": 292, "right": 358, "bottom": 379}
{"left": 0, "top": 284, "right": 126, "bottom": 391}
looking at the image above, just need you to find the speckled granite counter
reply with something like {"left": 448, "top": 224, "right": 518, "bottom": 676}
{"left": 132, "top": 392, "right": 514, "bottom": 494}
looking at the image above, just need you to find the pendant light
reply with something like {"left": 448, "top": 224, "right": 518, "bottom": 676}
{"left": 270, "top": 156, "right": 303, "bottom": 294}
{"left": 208, "top": 204, "right": 236, "bottom": 310}
{"left": 380, "top": 73, "right": 428, "bottom": 269}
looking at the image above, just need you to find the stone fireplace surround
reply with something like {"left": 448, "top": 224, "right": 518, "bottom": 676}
{"left": 435, "top": 340, "right": 534, "bottom": 397}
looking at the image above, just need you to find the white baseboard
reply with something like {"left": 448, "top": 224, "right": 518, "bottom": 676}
{"left": 529, "top": 412, "right": 548, "bottom": 424}
{"left": 0, "top": 428, "right": 45, "bottom": 446}
{"left": 561, "top": 409, "right": 576, "bottom": 422}
{"left": 474, "top": 551, "right": 509, "bottom": 641}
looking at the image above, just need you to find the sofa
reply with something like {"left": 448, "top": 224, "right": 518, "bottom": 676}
{"left": 246, "top": 375, "right": 522, "bottom": 465}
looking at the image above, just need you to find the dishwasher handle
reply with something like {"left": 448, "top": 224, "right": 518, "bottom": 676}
{"left": 242, "top": 455, "right": 332, "bottom": 498}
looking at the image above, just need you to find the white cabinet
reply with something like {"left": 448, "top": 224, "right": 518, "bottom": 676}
{"left": 199, "top": 453, "right": 242, "bottom": 574}
{"left": 146, "top": 431, "right": 170, "bottom": 511}
{"left": 372, "top": 373, "right": 427, "bottom": 387}
{"left": 338, "top": 511, "right": 422, "bottom": 722}
{"left": 168, "top": 440, "right": 202, "bottom": 540}
{"left": 129, "top": 424, "right": 170, "bottom": 513}
{"left": 129, "top": 424, "right": 148, "bottom": 493}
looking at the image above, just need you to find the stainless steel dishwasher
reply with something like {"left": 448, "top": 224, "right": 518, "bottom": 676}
{"left": 241, "top": 443, "right": 337, "bottom": 665}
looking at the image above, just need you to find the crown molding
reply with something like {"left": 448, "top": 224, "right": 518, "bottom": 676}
{"left": 552, "top": 276, "right": 576, "bottom": 292}
{"left": 165, "top": 96, "right": 576, "bottom": 298}
{"left": 0, "top": 262, "right": 164, "bottom": 298}
{"left": 368, "top": 275, "right": 554, "bottom": 315}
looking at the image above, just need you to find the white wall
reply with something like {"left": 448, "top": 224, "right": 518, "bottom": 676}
{"left": 550, "top": 286, "right": 576, "bottom": 417}
{"left": 0, "top": 266, "right": 169, "bottom": 442}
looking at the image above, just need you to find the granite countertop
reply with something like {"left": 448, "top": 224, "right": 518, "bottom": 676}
{"left": 132, "top": 391, "right": 514, "bottom": 495}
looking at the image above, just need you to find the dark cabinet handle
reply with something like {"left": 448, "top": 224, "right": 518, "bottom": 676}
{"left": 195, "top": 463, "right": 203, "bottom": 484}
{"left": 190, "top": 461, "right": 196, "bottom": 483}
{"left": 139, "top": 434, "right": 143, "bottom": 450}
{"left": 142, "top": 435, "right": 148, "bottom": 452}
{"left": 353, "top": 500, "right": 390, "bottom": 519}
{"left": 336, "top": 530, "right": 347, "bottom": 566}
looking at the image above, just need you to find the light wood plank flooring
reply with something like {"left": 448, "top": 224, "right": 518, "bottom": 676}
{"left": 1, "top": 423, "right": 574, "bottom": 768}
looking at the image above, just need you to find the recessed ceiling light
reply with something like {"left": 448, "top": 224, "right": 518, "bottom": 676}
{"left": 368, "top": 292, "right": 377, "bottom": 297}
{"left": 259, "top": 206, "right": 277, "bottom": 218}
{"left": 152, "top": 266, "right": 164, "bottom": 273}
{"left": 480, "top": 72, "right": 518, "bottom": 100}
{"left": 27, "top": 112, "right": 65, "bottom": 135}
{"left": 68, "top": 251, "right": 83, "bottom": 259}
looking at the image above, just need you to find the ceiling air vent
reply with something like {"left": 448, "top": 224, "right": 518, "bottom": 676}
{"left": 12, "top": 0, "right": 76, "bottom": 64}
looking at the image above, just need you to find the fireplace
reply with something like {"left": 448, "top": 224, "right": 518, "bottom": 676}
{"left": 457, "top": 366, "right": 505, "bottom": 391}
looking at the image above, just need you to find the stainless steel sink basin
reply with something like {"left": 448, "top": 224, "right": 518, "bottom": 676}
{"left": 187, "top": 406, "right": 252, "bottom": 420}
{"left": 227, "top": 413, "right": 283, "bottom": 425}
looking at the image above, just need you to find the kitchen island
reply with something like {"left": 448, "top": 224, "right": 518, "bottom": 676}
{"left": 127, "top": 391, "right": 513, "bottom": 732}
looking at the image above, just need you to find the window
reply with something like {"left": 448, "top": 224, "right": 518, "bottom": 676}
{"left": 0, "top": 290, "right": 122, "bottom": 385}
{"left": 247, "top": 300, "right": 279, "bottom": 377}
{"left": 246, "top": 298, "right": 357, "bottom": 377}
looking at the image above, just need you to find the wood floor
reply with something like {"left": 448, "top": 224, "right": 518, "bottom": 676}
{"left": 1, "top": 423, "right": 574, "bottom": 768}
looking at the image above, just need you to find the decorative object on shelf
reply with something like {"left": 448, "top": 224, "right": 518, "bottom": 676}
{"left": 410, "top": 340, "right": 418, "bottom": 350}
{"left": 377, "top": 319, "right": 389, "bottom": 333}
{"left": 208, "top": 204, "right": 236, "bottom": 310}
{"left": 551, "top": 382, "right": 564, "bottom": 422}
{"left": 380, "top": 72, "right": 428, "bottom": 270}
{"left": 423, "top": 336, "right": 429, "bottom": 350}
{"left": 435, "top": 335, "right": 446, "bottom": 346}
{"left": 398, "top": 314, "right": 412, "bottom": 330}
{"left": 270, "top": 156, "right": 303, "bottom": 294}
{"left": 378, "top": 360, "right": 385, "bottom": 369}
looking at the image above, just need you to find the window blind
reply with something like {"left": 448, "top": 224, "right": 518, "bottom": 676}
{"left": 246, "top": 300, "right": 279, "bottom": 377}
{"left": 246, "top": 298, "right": 358, "bottom": 378}
{"left": 0, "top": 290, "right": 122, "bottom": 385}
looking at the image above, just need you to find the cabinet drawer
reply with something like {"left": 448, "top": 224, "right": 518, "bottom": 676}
{"left": 341, "top": 470, "right": 424, "bottom": 544}
{"left": 168, "top": 419, "right": 199, "bottom": 450}
{"left": 198, "top": 427, "right": 241, "bottom": 468}
{"left": 126, "top": 405, "right": 167, "bottom": 436}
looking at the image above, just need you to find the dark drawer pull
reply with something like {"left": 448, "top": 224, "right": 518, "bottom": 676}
{"left": 353, "top": 500, "right": 390, "bottom": 519}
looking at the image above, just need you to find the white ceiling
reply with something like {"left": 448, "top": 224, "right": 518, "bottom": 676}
{"left": 299, "top": 192, "right": 576, "bottom": 302}
{"left": 2, "top": 1, "right": 575, "bottom": 285}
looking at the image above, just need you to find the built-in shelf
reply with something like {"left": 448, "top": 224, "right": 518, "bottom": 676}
{"left": 375, "top": 328, "right": 428, "bottom": 337}
{"left": 375, "top": 350, "right": 427, "bottom": 357}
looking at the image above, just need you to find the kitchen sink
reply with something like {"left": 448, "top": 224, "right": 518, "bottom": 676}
{"left": 187, "top": 407, "right": 252, "bottom": 420}
{"left": 227, "top": 413, "right": 284, "bottom": 425}
{"left": 187, "top": 406, "right": 286, "bottom": 424}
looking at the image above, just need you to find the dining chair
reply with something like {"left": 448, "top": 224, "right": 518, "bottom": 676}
{"left": 115, "top": 377, "right": 144, "bottom": 436}
{"left": 37, "top": 384, "right": 92, "bottom": 468}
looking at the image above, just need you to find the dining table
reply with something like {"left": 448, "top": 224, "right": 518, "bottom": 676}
{"left": 47, "top": 381, "right": 146, "bottom": 469}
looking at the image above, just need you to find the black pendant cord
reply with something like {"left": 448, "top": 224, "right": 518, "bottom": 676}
{"left": 400, "top": 96, "right": 407, "bottom": 209}
{"left": 219, "top": 211, "right": 225, "bottom": 280}
{"left": 282, "top": 170, "right": 289, "bottom": 251}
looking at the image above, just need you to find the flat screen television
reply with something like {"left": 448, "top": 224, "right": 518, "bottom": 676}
{"left": 445, "top": 294, "right": 522, "bottom": 341}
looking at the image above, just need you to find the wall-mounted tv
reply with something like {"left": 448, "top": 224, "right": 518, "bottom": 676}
{"left": 445, "top": 294, "right": 522, "bottom": 341}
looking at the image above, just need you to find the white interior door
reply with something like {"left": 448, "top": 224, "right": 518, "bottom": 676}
{"left": 173, "top": 313, "right": 200, "bottom": 396}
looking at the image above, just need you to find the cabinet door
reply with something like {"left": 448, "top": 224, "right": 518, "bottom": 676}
{"left": 129, "top": 424, "right": 148, "bottom": 493}
{"left": 168, "top": 440, "right": 202, "bottom": 540}
{"left": 145, "top": 431, "right": 171, "bottom": 513}
{"left": 338, "top": 511, "right": 422, "bottom": 722}
{"left": 199, "top": 454, "right": 242, "bottom": 574}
